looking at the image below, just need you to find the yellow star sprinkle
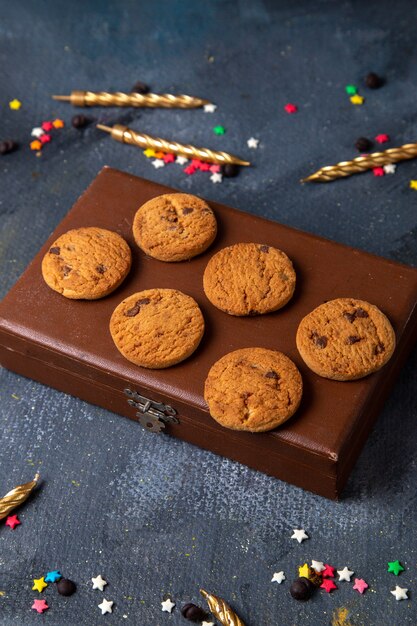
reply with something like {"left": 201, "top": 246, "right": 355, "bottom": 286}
{"left": 52, "top": 118, "right": 64, "bottom": 128}
{"left": 9, "top": 99, "right": 22, "bottom": 110}
{"left": 143, "top": 148, "right": 156, "bottom": 158}
{"left": 350, "top": 94, "right": 364, "bottom": 105}
{"left": 298, "top": 563, "right": 311, "bottom": 578}
{"left": 409, "top": 180, "right": 417, "bottom": 190}
{"left": 32, "top": 577, "right": 48, "bottom": 593}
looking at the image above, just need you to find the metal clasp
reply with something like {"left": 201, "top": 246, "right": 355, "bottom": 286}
{"left": 124, "top": 388, "right": 179, "bottom": 433}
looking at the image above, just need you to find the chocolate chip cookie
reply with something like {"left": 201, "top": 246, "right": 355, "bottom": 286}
{"left": 110, "top": 288, "right": 204, "bottom": 368}
{"left": 296, "top": 298, "right": 396, "bottom": 381}
{"left": 132, "top": 193, "right": 217, "bottom": 261}
{"left": 41, "top": 227, "right": 131, "bottom": 299}
{"left": 204, "top": 347, "right": 303, "bottom": 432}
{"left": 203, "top": 243, "right": 296, "bottom": 315}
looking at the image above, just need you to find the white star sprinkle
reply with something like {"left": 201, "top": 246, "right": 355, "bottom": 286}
{"left": 176, "top": 155, "right": 188, "bottom": 165}
{"left": 291, "top": 529, "right": 309, "bottom": 543}
{"left": 271, "top": 571, "right": 286, "bottom": 584}
{"left": 337, "top": 566, "right": 354, "bottom": 582}
{"left": 311, "top": 560, "right": 325, "bottom": 572}
{"left": 202, "top": 622, "right": 215, "bottom": 626}
{"left": 91, "top": 574, "right": 107, "bottom": 591}
{"left": 210, "top": 172, "right": 223, "bottom": 183}
{"left": 384, "top": 163, "right": 396, "bottom": 174}
{"left": 247, "top": 137, "right": 259, "bottom": 149}
{"left": 391, "top": 586, "right": 408, "bottom": 601}
{"left": 152, "top": 159, "right": 165, "bottom": 169}
{"left": 161, "top": 598, "right": 175, "bottom": 613}
{"left": 98, "top": 599, "right": 114, "bottom": 614}
{"left": 204, "top": 103, "right": 217, "bottom": 113}
{"left": 31, "top": 127, "right": 44, "bottom": 138}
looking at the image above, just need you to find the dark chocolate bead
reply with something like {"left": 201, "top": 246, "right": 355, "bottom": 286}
{"left": 72, "top": 114, "right": 90, "bottom": 129}
{"left": 131, "top": 81, "right": 150, "bottom": 94}
{"left": 290, "top": 577, "right": 315, "bottom": 601}
{"left": 181, "top": 602, "right": 207, "bottom": 621}
{"left": 222, "top": 163, "right": 240, "bottom": 178}
{"left": 0, "top": 140, "right": 18, "bottom": 155}
{"left": 355, "top": 137, "right": 373, "bottom": 152}
{"left": 57, "top": 578, "right": 77, "bottom": 596}
{"left": 365, "top": 72, "right": 384, "bottom": 89}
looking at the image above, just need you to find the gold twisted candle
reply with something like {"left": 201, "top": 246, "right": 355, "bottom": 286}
{"left": 0, "top": 474, "right": 40, "bottom": 520}
{"left": 53, "top": 91, "right": 209, "bottom": 109}
{"left": 200, "top": 589, "right": 245, "bottom": 626}
{"left": 97, "top": 124, "right": 250, "bottom": 167}
{"left": 302, "top": 142, "right": 417, "bottom": 183}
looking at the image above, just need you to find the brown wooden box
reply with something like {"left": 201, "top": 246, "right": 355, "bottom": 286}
{"left": 1, "top": 167, "right": 417, "bottom": 499}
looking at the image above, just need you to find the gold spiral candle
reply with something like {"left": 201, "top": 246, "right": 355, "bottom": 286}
{"left": 301, "top": 142, "right": 417, "bottom": 183}
{"left": 0, "top": 474, "right": 40, "bottom": 520}
{"left": 200, "top": 589, "right": 245, "bottom": 626}
{"left": 53, "top": 91, "right": 209, "bottom": 109}
{"left": 97, "top": 124, "right": 250, "bottom": 167}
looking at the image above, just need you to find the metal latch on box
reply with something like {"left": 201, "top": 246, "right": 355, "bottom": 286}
{"left": 124, "top": 388, "right": 179, "bottom": 433}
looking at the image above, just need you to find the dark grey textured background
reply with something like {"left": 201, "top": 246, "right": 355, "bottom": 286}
{"left": 1, "top": 1, "right": 416, "bottom": 624}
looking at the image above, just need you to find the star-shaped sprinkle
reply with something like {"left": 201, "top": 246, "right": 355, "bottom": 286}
{"left": 98, "top": 598, "right": 114, "bottom": 615}
{"left": 210, "top": 172, "right": 223, "bottom": 183}
{"left": 152, "top": 159, "right": 165, "bottom": 169}
{"left": 271, "top": 571, "right": 286, "bottom": 584}
{"left": 204, "top": 103, "right": 217, "bottom": 113}
{"left": 161, "top": 598, "right": 175, "bottom": 613}
{"left": 384, "top": 163, "right": 396, "bottom": 174}
{"left": 320, "top": 579, "right": 337, "bottom": 593}
{"left": 31, "top": 127, "right": 44, "bottom": 138}
{"left": 311, "top": 560, "right": 325, "bottom": 573}
{"left": 45, "top": 570, "right": 62, "bottom": 583}
{"left": 31, "top": 599, "right": 49, "bottom": 614}
{"left": 353, "top": 578, "right": 368, "bottom": 594}
{"left": 337, "top": 567, "right": 354, "bottom": 582}
{"left": 387, "top": 560, "right": 404, "bottom": 576}
{"left": 40, "top": 134, "right": 51, "bottom": 144}
{"left": 375, "top": 133, "right": 389, "bottom": 144}
{"left": 409, "top": 180, "right": 417, "bottom": 190}
{"left": 30, "top": 140, "right": 42, "bottom": 151}
{"left": 213, "top": 125, "right": 226, "bottom": 135}
{"left": 322, "top": 564, "right": 336, "bottom": 578}
{"left": 345, "top": 85, "right": 357, "bottom": 95}
{"left": 291, "top": 529, "right": 309, "bottom": 543}
{"left": 9, "top": 99, "right": 22, "bottom": 110}
{"left": 184, "top": 164, "right": 196, "bottom": 175}
{"left": 298, "top": 563, "right": 311, "bottom": 578}
{"left": 202, "top": 622, "right": 215, "bottom": 626}
{"left": 41, "top": 121, "right": 54, "bottom": 131}
{"left": 176, "top": 155, "right": 188, "bottom": 165}
{"left": 52, "top": 119, "right": 65, "bottom": 129}
{"left": 154, "top": 151, "right": 165, "bottom": 159}
{"left": 247, "top": 137, "right": 259, "bottom": 149}
{"left": 163, "top": 153, "right": 175, "bottom": 163}
{"left": 32, "top": 577, "right": 48, "bottom": 593}
{"left": 390, "top": 585, "right": 408, "bottom": 601}
{"left": 350, "top": 94, "right": 364, "bottom": 105}
{"left": 199, "top": 162, "right": 211, "bottom": 171}
{"left": 143, "top": 148, "right": 156, "bottom": 158}
{"left": 5, "top": 515, "right": 20, "bottom": 529}
{"left": 373, "top": 167, "right": 385, "bottom": 177}
{"left": 284, "top": 103, "right": 297, "bottom": 114}
{"left": 192, "top": 159, "right": 203, "bottom": 168}
{"left": 92, "top": 575, "right": 107, "bottom": 591}
{"left": 209, "top": 164, "right": 221, "bottom": 173}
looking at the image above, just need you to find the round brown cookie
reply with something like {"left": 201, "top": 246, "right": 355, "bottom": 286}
{"left": 296, "top": 298, "right": 396, "bottom": 381}
{"left": 110, "top": 288, "right": 204, "bottom": 369}
{"left": 204, "top": 347, "right": 303, "bottom": 432}
{"left": 132, "top": 193, "right": 217, "bottom": 262}
{"left": 203, "top": 243, "right": 296, "bottom": 316}
{"left": 41, "top": 227, "right": 131, "bottom": 300}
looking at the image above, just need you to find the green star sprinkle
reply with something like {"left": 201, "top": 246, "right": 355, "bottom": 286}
{"left": 213, "top": 125, "right": 226, "bottom": 135}
{"left": 345, "top": 85, "right": 357, "bottom": 95}
{"left": 387, "top": 560, "right": 404, "bottom": 576}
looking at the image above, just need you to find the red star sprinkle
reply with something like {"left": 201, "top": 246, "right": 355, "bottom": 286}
{"left": 5, "top": 515, "right": 20, "bottom": 530}
{"left": 163, "top": 153, "right": 175, "bottom": 163}
{"left": 209, "top": 164, "right": 221, "bottom": 173}
{"left": 373, "top": 167, "right": 385, "bottom": 177}
{"left": 284, "top": 103, "right": 298, "bottom": 114}
{"left": 184, "top": 164, "right": 196, "bottom": 175}
{"left": 32, "top": 599, "right": 49, "bottom": 614}
{"left": 320, "top": 579, "right": 338, "bottom": 593}
{"left": 375, "top": 134, "right": 389, "bottom": 144}
{"left": 41, "top": 121, "right": 53, "bottom": 131}
{"left": 40, "top": 134, "right": 51, "bottom": 144}
{"left": 322, "top": 564, "right": 336, "bottom": 578}
{"left": 191, "top": 159, "right": 203, "bottom": 169}
{"left": 52, "top": 119, "right": 64, "bottom": 129}
{"left": 353, "top": 578, "right": 369, "bottom": 594}
{"left": 199, "top": 162, "right": 211, "bottom": 171}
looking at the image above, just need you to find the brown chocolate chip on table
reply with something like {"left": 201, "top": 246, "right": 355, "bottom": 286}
{"left": 0, "top": 140, "right": 18, "bottom": 155}
{"left": 290, "top": 577, "right": 315, "bottom": 601}
{"left": 131, "top": 80, "right": 150, "bottom": 94}
{"left": 181, "top": 603, "right": 207, "bottom": 621}
{"left": 365, "top": 72, "right": 384, "bottom": 88}
{"left": 222, "top": 163, "right": 240, "bottom": 177}
{"left": 57, "top": 578, "right": 77, "bottom": 596}
{"left": 71, "top": 114, "right": 91, "bottom": 129}
{"left": 355, "top": 137, "right": 373, "bottom": 152}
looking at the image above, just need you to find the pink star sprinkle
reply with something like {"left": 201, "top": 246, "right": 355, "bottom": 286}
{"left": 209, "top": 164, "right": 221, "bottom": 173}
{"left": 322, "top": 564, "right": 336, "bottom": 578}
{"left": 284, "top": 103, "right": 298, "bottom": 114}
{"left": 31, "top": 599, "right": 49, "bottom": 614}
{"left": 373, "top": 167, "right": 385, "bottom": 177}
{"left": 353, "top": 578, "right": 369, "bottom": 594}
{"left": 184, "top": 164, "right": 196, "bottom": 175}
{"left": 375, "top": 134, "right": 389, "bottom": 144}
{"left": 40, "top": 134, "right": 51, "bottom": 144}
{"left": 320, "top": 579, "right": 337, "bottom": 593}
{"left": 163, "top": 153, "right": 175, "bottom": 163}
{"left": 5, "top": 515, "right": 20, "bottom": 530}
{"left": 41, "top": 121, "right": 54, "bottom": 132}
{"left": 199, "top": 162, "right": 211, "bottom": 171}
